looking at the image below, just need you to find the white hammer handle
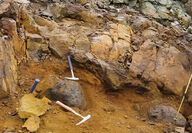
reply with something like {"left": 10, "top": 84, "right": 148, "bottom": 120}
{"left": 56, "top": 101, "right": 83, "bottom": 118}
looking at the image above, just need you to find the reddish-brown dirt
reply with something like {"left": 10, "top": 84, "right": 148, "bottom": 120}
{"left": 0, "top": 57, "right": 192, "bottom": 133}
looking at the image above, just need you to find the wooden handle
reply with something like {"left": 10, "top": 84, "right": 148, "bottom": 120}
{"left": 56, "top": 101, "right": 74, "bottom": 112}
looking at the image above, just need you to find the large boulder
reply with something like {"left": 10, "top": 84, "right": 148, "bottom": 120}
{"left": 45, "top": 80, "right": 85, "bottom": 108}
{"left": 148, "top": 104, "right": 186, "bottom": 126}
{"left": 129, "top": 39, "right": 190, "bottom": 95}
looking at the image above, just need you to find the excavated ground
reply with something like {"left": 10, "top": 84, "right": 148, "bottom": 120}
{"left": 0, "top": 57, "right": 192, "bottom": 133}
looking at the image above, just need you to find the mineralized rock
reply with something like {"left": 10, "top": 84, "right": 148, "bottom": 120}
{"left": 18, "top": 94, "right": 50, "bottom": 119}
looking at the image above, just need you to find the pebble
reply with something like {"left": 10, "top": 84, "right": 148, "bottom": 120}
{"left": 175, "top": 127, "right": 185, "bottom": 133}
{"left": 126, "top": 125, "right": 131, "bottom": 129}
{"left": 116, "top": 122, "right": 122, "bottom": 126}
{"left": 7, "top": 112, "right": 11, "bottom": 115}
{"left": 2, "top": 101, "right": 8, "bottom": 106}
{"left": 124, "top": 115, "right": 128, "bottom": 119}
{"left": 18, "top": 130, "right": 22, "bottom": 133}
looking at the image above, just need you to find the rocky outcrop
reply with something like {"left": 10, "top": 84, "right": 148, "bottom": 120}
{"left": 124, "top": 0, "right": 192, "bottom": 31}
{"left": 13, "top": 1, "right": 191, "bottom": 97}
{"left": 0, "top": 7, "right": 19, "bottom": 98}
{"left": 0, "top": 0, "right": 26, "bottom": 99}
{"left": 0, "top": 0, "right": 191, "bottom": 100}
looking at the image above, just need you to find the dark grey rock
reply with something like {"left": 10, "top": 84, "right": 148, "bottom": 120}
{"left": 148, "top": 104, "right": 186, "bottom": 126}
{"left": 46, "top": 79, "right": 85, "bottom": 108}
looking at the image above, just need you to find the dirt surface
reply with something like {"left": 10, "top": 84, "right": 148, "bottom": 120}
{"left": 0, "top": 56, "right": 191, "bottom": 133}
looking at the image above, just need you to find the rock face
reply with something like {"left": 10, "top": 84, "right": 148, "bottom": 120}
{"left": 0, "top": 37, "right": 18, "bottom": 99}
{"left": 0, "top": 0, "right": 191, "bottom": 101}
{"left": 5, "top": 0, "right": 189, "bottom": 97}
{"left": 45, "top": 80, "right": 85, "bottom": 107}
{"left": 0, "top": 1, "right": 24, "bottom": 99}
{"left": 148, "top": 104, "right": 186, "bottom": 126}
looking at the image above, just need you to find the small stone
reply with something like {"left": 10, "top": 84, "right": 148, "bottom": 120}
{"left": 22, "top": 115, "right": 40, "bottom": 132}
{"left": 3, "top": 127, "right": 15, "bottom": 133}
{"left": 126, "top": 125, "right": 131, "bottom": 129}
{"left": 187, "top": 26, "right": 192, "bottom": 34}
{"left": 147, "top": 121, "right": 155, "bottom": 125}
{"left": 175, "top": 127, "right": 185, "bottom": 133}
{"left": 7, "top": 112, "right": 11, "bottom": 115}
{"left": 112, "top": 0, "right": 125, "bottom": 4}
{"left": 103, "top": 107, "right": 115, "bottom": 113}
{"left": 141, "top": 118, "right": 146, "bottom": 122}
{"left": 116, "top": 122, "right": 122, "bottom": 126}
{"left": 124, "top": 115, "right": 128, "bottom": 119}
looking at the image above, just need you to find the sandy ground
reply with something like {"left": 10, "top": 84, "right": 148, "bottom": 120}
{"left": 0, "top": 57, "right": 192, "bottom": 133}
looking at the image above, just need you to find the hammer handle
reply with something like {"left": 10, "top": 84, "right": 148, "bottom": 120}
{"left": 67, "top": 56, "right": 73, "bottom": 71}
{"left": 29, "top": 79, "right": 40, "bottom": 93}
{"left": 56, "top": 101, "right": 74, "bottom": 113}
{"left": 56, "top": 101, "right": 83, "bottom": 118}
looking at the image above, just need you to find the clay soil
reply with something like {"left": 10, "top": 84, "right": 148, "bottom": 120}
{"left": 0, "top": 57, "right": 192, "bottom": 133}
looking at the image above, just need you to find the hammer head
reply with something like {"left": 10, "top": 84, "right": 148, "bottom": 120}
{"left": 65, "top": 77, "right": 79, "bottom": 81}
{"left": 76, "top": 115, "right": 91, "bottom": 125}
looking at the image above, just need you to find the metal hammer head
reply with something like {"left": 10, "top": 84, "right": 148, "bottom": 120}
{"left": 65, "top": 77, "right": 79, "bottom": 81}
{"left": 76, "top": 114, "right": 91, "bottom": 125}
